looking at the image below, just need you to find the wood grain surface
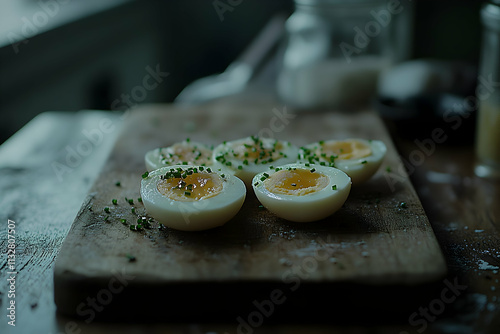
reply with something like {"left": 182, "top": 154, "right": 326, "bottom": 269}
{"left": 53, "top": 105, "right": 447, "bottom": 321}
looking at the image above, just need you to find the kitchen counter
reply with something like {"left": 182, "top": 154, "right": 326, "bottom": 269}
{"left": 0, "top": 102, "right": 499, "bottom": 333}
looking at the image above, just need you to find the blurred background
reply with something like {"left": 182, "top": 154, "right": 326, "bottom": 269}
{"left": 0, "top": 0, "right": 484, "bottom": 144}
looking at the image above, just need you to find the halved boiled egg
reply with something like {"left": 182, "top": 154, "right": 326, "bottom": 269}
{"left": 145, "top": 139, "right": 212, "bottom": 171}
{"left": 141, "top": 165, "right": 246, "bottom": 231}
{"left": 298, "top": 139, "right": 386, "bottom": 184}
{"left": 252, "top": 163, "right": 351, "bottom": 222}
{"left": 212, "top": 136, "right": 299, "bottom": 186}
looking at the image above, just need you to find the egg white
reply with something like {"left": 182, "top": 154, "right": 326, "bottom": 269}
{"left": 140, "top": 165, "right": 246, "bottom": 231}
{"left": 145, "top": 140, "right": 212, "bottom": 171}
{"left": 212, "top": 136, "right": 299, "bottom": 186}
{"left": 298, "top": 139, "right": 386, "bottom": 184}
{"left": 252, "top": 163, "right": 351, "bottom": 222}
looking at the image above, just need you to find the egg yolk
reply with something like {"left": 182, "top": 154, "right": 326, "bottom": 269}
{"left": 157, "top": 172, "right": 223, "bottom": 202}
{"left": 229, "top": 140, "right": 284, "bottom": 162}
{"left": 321, "top": 140, "right": 371, "bottom": 161}
{"left": 160, "top": 144, "right": 211, "bottom": 165}
{"left": 264, "top": 168, "right": 329, "bottom": 196}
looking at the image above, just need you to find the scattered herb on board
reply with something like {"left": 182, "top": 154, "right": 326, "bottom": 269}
{"left": 142, "top": 171, "right": 149, "bottom": 179}
{"left": 126, "top": 254, "right": 136, "bottom": 262}
{"left": 112, "top": 199, "right": 118, "bottom": 205}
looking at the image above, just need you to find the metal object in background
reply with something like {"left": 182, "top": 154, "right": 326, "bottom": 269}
{"left": 175, "top": 14, "right": 286, "bottom": 105}
{"left": 475, "top": 0, "right": 500, "bottom": 178}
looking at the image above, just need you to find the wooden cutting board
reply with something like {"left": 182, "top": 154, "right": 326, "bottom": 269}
{"left": 54, "top": 104, "right": 446, "bottom": 322}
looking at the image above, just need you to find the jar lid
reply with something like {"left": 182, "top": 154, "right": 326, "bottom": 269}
{"left": 482, "top": 1, "right": 500, "bottom": 32}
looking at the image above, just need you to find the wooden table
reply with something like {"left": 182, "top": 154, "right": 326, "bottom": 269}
{"left": 0, "top": 102, "right": 499, "bottom": 334}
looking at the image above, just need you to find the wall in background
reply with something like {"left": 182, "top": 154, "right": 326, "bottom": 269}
{"left": 0, "top": 0, "right": 483, "bottom": 144}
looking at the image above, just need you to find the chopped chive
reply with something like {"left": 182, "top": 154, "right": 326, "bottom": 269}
{"left": 400, "top": 202, "right": 408, "bottom": 209}
{"left": 129, "top": 225, "right": 136, "bottom": 231}
{"left": 131, "top": 207, "right": 136, "bottom": 214}
{"left": 115, "top": 181, "right": 121, "bottom": 187}
{"left": 185, "top": 191, "right": 191, "bottom": 196}
{"left": 112, "top": 199, "right": 118, "bottom": 205}
{"left": 141, "top": 171, "right": 149, "bottom": 179}
{"left": 332, "top": 185, "right": 337, "bottom": 190}
{"left": 104, "top": 216, "right": 109, "bottom": 222}
{"left": 128, "top": 198, "right": 134, "bottom": 205}
{"left": 386, "top": 166, "right": 392, "bottom": 173}
{"left": 126, "top": 254, "right": 136, "bottom": 262}
{"left": 361, "top": 160, "right": 367, "bottom": 164}
{"left": 104, "top": 207, "right": 110, "bottom": 213}
{"left": 120, "top": 219, "right": 127, "bottom": 224}
{"left": 138, "top": 197, "right": 142, "bottom": 203}
{"left": 310, "top": 168, "right": 316, "bottom": 173}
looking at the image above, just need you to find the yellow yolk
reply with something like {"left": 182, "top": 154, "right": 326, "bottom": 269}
{"left": 264, "top": 169, "right": 329, "bottom": 196}
{"left": 322, "top": 140, "right": 371, "bottom": 160}
{"left": 161, "top": 144, "right": 211, "bottom": 165}
{"left": 230, "top": 141, "right": 284, "bottom": 162}
{"left": 157, "top": 172, "right": 223, "bottom": 202}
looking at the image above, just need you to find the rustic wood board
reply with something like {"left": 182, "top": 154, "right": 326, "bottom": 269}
{"left": 54, "top": 104, "right": 446, "bottom": 321}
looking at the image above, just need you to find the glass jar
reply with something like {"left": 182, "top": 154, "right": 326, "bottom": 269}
{"left": 277, "top": 0, "right": 413, "bottom": 110}
{"left": 475, "top": 0, "right": 500, "bottom": 179}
